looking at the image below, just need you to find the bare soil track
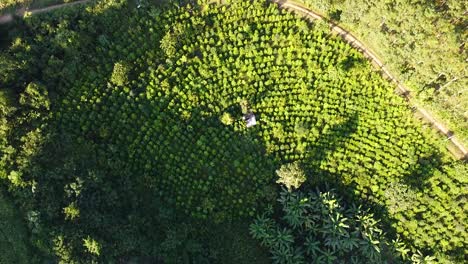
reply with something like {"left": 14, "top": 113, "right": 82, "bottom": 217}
{"left": 1, "top": 0, "right": 466, "bottom": 159}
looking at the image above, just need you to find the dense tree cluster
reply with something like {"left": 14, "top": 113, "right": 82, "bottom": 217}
{"left": 0, "top": 0, "right": 466, "bottom": 263}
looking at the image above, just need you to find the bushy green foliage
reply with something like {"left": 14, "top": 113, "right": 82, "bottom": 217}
{"left": 275, "top": 162, "right": 306, "bottom": 191}
{"left": 220, "top": 112, "right": 234, "bottom": 125}
{"left": 19, "top": 82, "right": 50, "bottom": 110}
{"left": 0, "top": 90, "right": 15, "bottom": 180}
{"left": 63, "top": 201, "right": 79, "bottom": 220}
{"left": 110, "top": 61, "right": 130, "bottom": 86}
{"left": 0, "top": 0, "right": 28, "bottom": 13}
{"left": 0, "top": 0, "right": 466, "bottom": 262}
{"left": 160, "top": 30, "right": 177, "bottom": 59}
{"left": 0, "top": 54, "right": 22, "bottom": 85}
{"left": 83, "top": 236, "right": 101, "bottom": 256}
{"left": 250, "top": 188, "right": 409, "bottom": 263}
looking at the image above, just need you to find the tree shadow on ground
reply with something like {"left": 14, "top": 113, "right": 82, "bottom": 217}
{"left": 402, "top": 150, "right": 444, "bottom": 191}
{"left": 302, "top": 113, "right": 360, "bottom": 186}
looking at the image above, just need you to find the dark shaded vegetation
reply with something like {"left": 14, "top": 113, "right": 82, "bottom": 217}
{"left": 0, "top": 188, "right": 33, "bottom": 263}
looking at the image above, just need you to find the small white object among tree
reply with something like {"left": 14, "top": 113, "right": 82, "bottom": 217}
{"left": 243, "top": 112, "right": 257, "bottom": 128}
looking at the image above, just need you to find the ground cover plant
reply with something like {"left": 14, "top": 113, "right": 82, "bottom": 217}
{"left": 250, "top": 188, "right": 429, "bottom": 264}
{"left": 0, "top": 0, "right": 466, "bottom": 262}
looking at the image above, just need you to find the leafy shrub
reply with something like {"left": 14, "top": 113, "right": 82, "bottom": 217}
{"left": 275, "top": 162, "right": 306, "bottom": 192}
{"left": 160, "top": 31, "right": 177, "bottom": 59}
{"left": 19, "top": 82, "right": 50, "bottom": 111}
{"left": 250, "top": 188, "right": 406, "bottom": 263}
{"left": 110, "top": 61, "right": 130, "bottom": 86}
{"left": 83, "top": 236, "right": 101, "bottom": 256}
{"left": 383, "top": 182, "right": 417, "bottom": 215}
{"left": 0, "top": 0, "right": 28, "bottom": 13}
{"left": 220, "top": 112, "right": 234, "bottom": 125}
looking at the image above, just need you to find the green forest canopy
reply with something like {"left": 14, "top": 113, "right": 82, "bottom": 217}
{"left": 0, "top": 0, "right": 466, "bottom": 263}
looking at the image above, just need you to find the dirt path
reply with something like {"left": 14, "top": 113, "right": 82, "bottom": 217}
{"left": 273, "top": 0, "right": 467, "bottom": 160}
{"left": 0, "top": 0, "right": 90, "bottom": 25}
{"left": 0, "top": 13, "right": 13, "bottom": 24}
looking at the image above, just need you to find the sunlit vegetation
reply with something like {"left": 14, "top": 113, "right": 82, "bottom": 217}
{"left": 0, "top": 0, "right": 466, "bottom": 263}
{"left": 296, "top": 0, "right": 468, "bottom": 146}
{"left": 0, "top": 0, "right": 28, "bottom": 13}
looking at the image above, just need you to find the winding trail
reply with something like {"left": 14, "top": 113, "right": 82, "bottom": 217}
{"left": 1, "top": 0, "right": 466, "bottom": 159}
{"left": 272, "top": 0, "right": 467, "bottom": 160}
{"left": 0, "top": 13, "right": 13, "bottom": 24}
